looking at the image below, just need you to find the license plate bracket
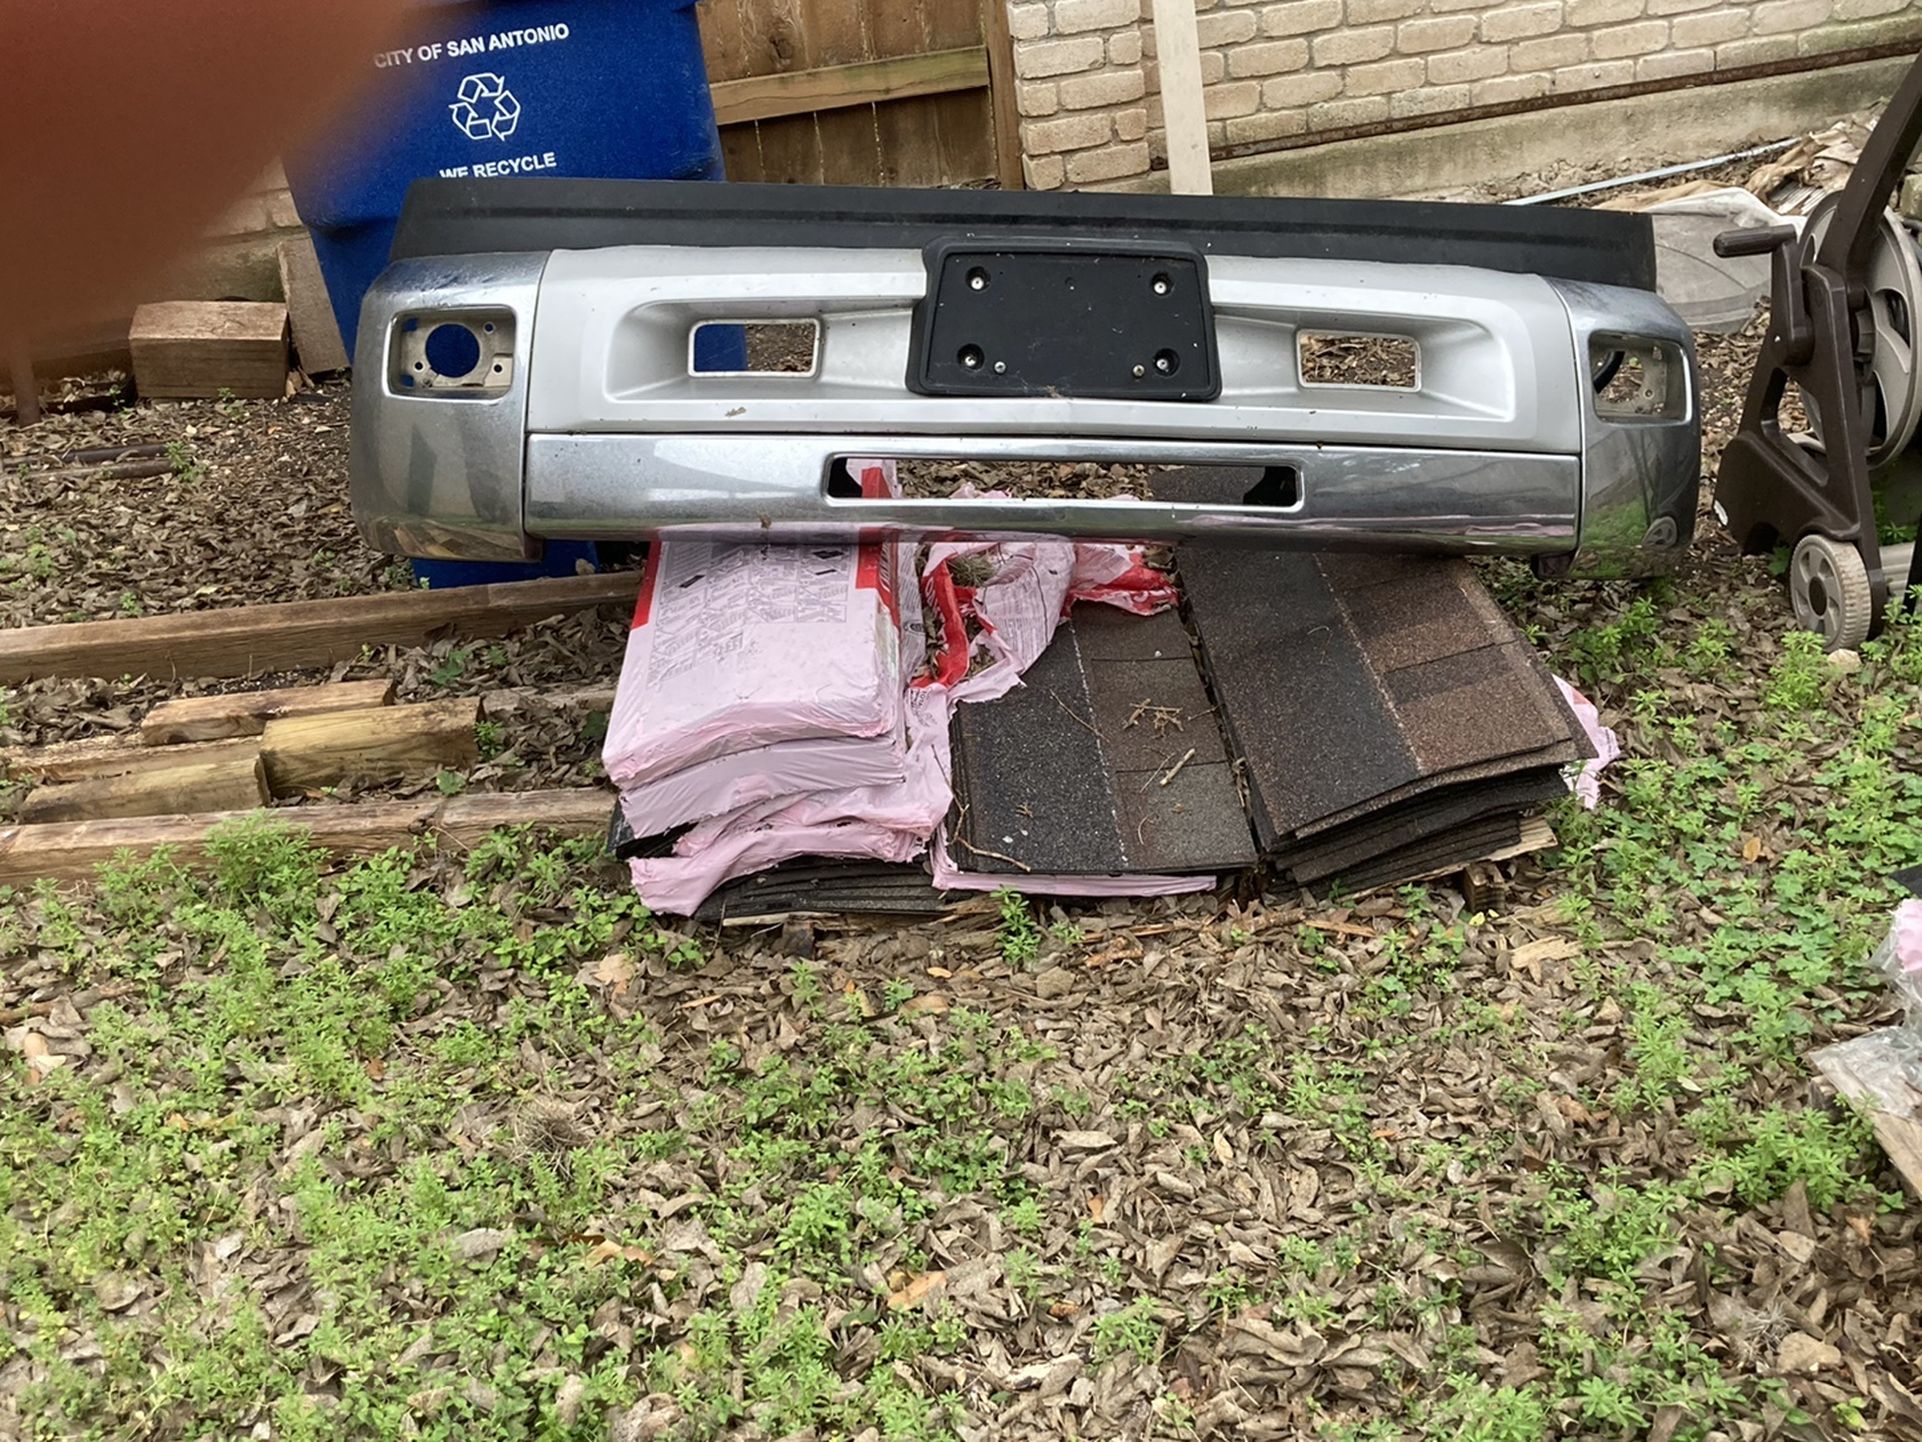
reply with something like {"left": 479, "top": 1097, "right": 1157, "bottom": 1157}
{"left": 909, "top": 240, "right": 1218, "bottom": 401}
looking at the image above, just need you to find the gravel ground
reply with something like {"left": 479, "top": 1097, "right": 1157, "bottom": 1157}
{"left": 9, "top": 264, "right": 1922, "bottom": 1439}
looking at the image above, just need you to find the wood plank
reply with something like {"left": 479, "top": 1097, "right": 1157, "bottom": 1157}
{"left": 926, "top": 89, "right": 997, "bottom": 186}
{"left": 19, "top": 755, "right": 269, "bottom": 825}
{"left": 0, "top": 789, "right": 614, "bottom": 885}
{"left": 129, "top": 301, "right": 289, "bottom": 399}
{"left": 924, "top": 0, "right": 994, "bottom": 187}
{"left": 802, "top": 0, "right": 885, "bottom": 187}
{"left": 745, "top": 0, "right": 824, "bottom": 184}
{"left": 4, "top": 734, "right": 262, "bottom": 785}
{"left": 259, "top": 699, "right": 480, "bottom": 794}
{"left": 0, "top": 571, "right": 639, "bottom": 683}
{"left": 871, "top": 0, "right": 946, "bottom": 187}
{"left": 277, "top": 235, "right": 350, "bottom": 375}
{"left": 709, "top": 47, "right": 987, "bottom": 125}
{"left": 140, "top": 680, "right": 395, "bottom": 745}
{"left": 1150, "top": 0, "right": 1214, "bottom": 195}
{"left": 980, "top": 0, "right": 1027, "bottom": 189}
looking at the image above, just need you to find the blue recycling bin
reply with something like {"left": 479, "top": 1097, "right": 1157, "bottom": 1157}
{"left": 284, "top": 0, "right": 729, "bottom": 586}
{"left": 285, "top": 0, "right": 725, "bottom": 356}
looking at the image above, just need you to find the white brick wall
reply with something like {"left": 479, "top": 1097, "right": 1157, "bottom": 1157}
{"left": 1006, "top": 0, "right": 1922, "bottom": 188}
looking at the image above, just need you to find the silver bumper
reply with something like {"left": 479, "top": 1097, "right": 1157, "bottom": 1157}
{"left": 350, "top": 246, "right": 1698, "bottom": 575}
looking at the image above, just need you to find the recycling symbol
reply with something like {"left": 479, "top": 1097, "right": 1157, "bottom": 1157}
{"left": 450, "top": 72, "right": 521, "bottom": 141}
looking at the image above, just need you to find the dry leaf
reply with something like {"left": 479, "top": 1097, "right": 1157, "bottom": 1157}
{"left": 1213, "top": 1133, "right": 1235, "bottom": 1164}
{"left": 364, "top": 1057, "right": 386, "bottom": 1081}
{"left": 925, "top": 965, "right": 953, "bottom": 979}
{"left": 887, "top": 1270, "right": 946, "bottom": 1309}
{"left": 901, "top": 993, "right": 950, "bottom": 1016}
{"left": 1088, "top": 1195, "right": 1107, "bottom": 1223}
{"left": 582, "top": 1240, "right": 653, "bottom": 1268}
{"left": 591, "top": 951, "right": 636, "bottom": 997}
{"left": 1741, "top": 834, "right": 1762, "bottom": 863}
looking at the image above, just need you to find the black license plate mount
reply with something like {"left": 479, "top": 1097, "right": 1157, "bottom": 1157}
{"left": 910, "top": 240, "right": 1218, "bottom": 401}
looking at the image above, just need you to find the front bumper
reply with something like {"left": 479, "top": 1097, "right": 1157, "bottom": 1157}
{"left": 350, "top": 179, "right": 1700, "bottom": 576}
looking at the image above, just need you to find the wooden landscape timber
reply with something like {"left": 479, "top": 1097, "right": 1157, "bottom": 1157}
{"left": 0, "top": 789, "right": 615, "bottom": 884}
{"left": 17, "top": 754, "right": 270, "bottom": 825}
{"left": 139, "top": 679, "right": 394, "bottom": 744}
{"left": 258, "top": 698, "right": 480, "bottom": 794}
{"left": 2, "top": 733, "right": 264, "bottom": 785}
{"left": 129, "top": 301, "right": 290, "bottom": 399}
{"left": 0, "top": 570, "right": 640, "bottom": 683}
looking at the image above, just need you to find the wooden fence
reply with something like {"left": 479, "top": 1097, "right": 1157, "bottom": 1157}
{"left": 699, "top": 0, "right": 1021, "bottom": 189}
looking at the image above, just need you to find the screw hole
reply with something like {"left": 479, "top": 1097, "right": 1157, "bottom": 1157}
{"left": 958, "top": 344, "right": 984, "bottom": 370}
{"left": 1153, "top": 348, "right": 1180, "bottom": 376}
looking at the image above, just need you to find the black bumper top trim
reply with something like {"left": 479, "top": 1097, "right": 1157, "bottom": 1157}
{"left": 390, "top": 177, "right": 1658, "bottom": 293}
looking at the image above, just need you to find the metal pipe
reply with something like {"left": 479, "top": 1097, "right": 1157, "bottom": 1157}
{"left": 1504, "top": 138, "right": 1800, "bottom": 207}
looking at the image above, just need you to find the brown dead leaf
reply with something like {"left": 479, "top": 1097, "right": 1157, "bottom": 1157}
{"left": 582, "top": 1240, "right": 653, "bottom": 1269}
{"left": 900, "top": 993, "right": 949, "bottom": 1016}
{"left": 1213, "top": 1132, "right": 1235, "bottom": 1165}
{"left": 591, "top": 951, "right": 635, "bottom": 998}
{"left": 925, "top": 965, "right": 953, "bottom": 979}
{"left": 364, "top": 1057, "right": 385, "bottom": 1081}
{"left": 1048, "top": 1301, "right": 1079, "bottom": 1318}
{"left": 887, "top": 1270, "right": 946, "bottom": 1309}
{"left": 1088, "top": 1195, "right": 1107, "bottom": 1223}
{"left": 1741, "top": 834, "right": 1762, "bottom": 863}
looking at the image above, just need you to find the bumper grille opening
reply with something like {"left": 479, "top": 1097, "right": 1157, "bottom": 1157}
{"left": 1299, "top": 332, "right": 1419, "bottom": 389}
{"left": 689, "top": 320, "right": 820, "bottom": 375}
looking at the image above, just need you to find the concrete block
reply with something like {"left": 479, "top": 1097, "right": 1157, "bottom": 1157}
{"left": 1261, "top": 0, "right": 1343, "bottom": 31}
{"left": 1592, "top": 17, "right": 1669, "bottom": 54}
{"left": 1636, "top": 45, "right": 1715, "bottom": 77}
{"left": 1204, "top": 79, "right": 1264, "bottom": 116}
{"left": 1426, "top": 46, "right": 1509, "bottom": 83}
{"left": 1055, "top": 0, "right": 1142, "bottom": 31}
{"left": 1481, "top": 1, "right": 1564, "bottom": 41}
{"left": 1226, "top": 108, "right": 1309, "bottom": 143}
{"left": 1390, "top": 82, "right": 1473, "bottom": 116}
{"left": 1196, "top": 8, "right": 1260, "bottom": 42}
{"left": 1398, "top": 14, "right": 1478, "bottom": 50}
{"left": 1023, "top": 110, "right": 1115, "bottom": 152}
{"left": 1010, "top": 2, "right": 1052, "bottom": 40}
{"left": 1018, "top": 79, "right": 1062, "bottom": 116}
{"left": 1345, "top": 56, "right": 1427, "bottom": 94}
{"left": 1551, "top": 57, "right": 1638, "bottom": 89}
{"left": 1066, "top": 140, "right": 1152, "bottom": 182}
{"left": 1312, "top": 23, "right": 1395, "bottom": 62}
{"left": 1670, "top": 8, "right": 1750, "bottom": 44}
{"left": 1060, "top": 68, "right": 1148, "bottom": 106}
{"left": 1307, "top": 94, "right": 1392, "bottom": 128}
{"left": 1347, "top": 0, "right": 1422, "bottom": 19}
{"left": 1799, "top": 12, "right": 1922, "bottom": 52}
{"left": 1750, "top": 0, "right": 1833, "bottom": 32}
{"left": 1714, "top": 32, "right": 1798, "bottom": 63}
{"left": 1508, "top": 31, "right": 1590, "bottom": 68}
{"left": 1023, "top": 152, "right": 1067, "bottom": 188}
{"left": 1229, "top": 37, "right": 1310, "bottom": 74}
{"left": 1473, "top": 70, "right": 1552, "bottom": 102}
{"left": 1015, "top": 34, "right": 1107, "bottom": 77}
{"left": 1566, "top": 0, "right": 1643, "bottom": 23}
{"left": 1263, "top": 69, "right": 1344, "bottom": 105}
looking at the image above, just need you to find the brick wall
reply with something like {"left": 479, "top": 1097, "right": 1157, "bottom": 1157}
{"left": 1008, "top": 0, "right": 1922, "bottom": 187}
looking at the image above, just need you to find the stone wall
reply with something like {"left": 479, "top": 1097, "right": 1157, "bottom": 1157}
{"left": 1007, "top": 0, "right": 1922, "bottom": 188}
